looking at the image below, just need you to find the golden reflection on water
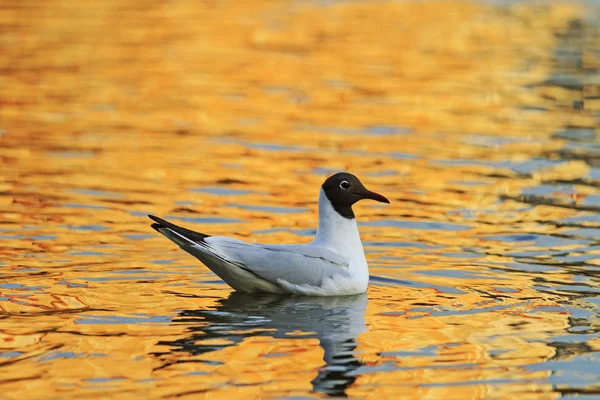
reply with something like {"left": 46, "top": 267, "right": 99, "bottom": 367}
{"left": 1, "top": 0, "right": 600, "bottom": 398}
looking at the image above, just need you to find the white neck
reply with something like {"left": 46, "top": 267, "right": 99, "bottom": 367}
{"left": 312, "top": 189, "right": 368, "bottom": 277}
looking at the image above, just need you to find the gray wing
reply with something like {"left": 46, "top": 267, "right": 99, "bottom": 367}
{"left": 200, "top": 237, "right": 351, "bottom": 286}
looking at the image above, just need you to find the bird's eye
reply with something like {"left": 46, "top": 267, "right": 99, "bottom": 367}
{"left": 339, "top": 180, "right": 350, "bottom": 190}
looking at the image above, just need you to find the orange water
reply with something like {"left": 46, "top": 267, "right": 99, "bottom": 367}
{"left": 1, "top": 1, "right": 600, "bottom": 399}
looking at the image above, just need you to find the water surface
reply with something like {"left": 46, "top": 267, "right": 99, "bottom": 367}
{"left": 1, "top": 1, "right": 600, "bottom": 398}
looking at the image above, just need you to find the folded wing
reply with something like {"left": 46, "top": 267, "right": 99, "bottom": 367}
{"left": 149, "top": 214, "right": 351, "bottom": 289}
{"left": 200, "top": 237, "right": 351, "bottom": 287}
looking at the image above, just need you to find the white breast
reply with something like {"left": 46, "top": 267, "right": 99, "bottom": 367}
{"left": 311, "top": 189, "right": 369, "bottom": 290}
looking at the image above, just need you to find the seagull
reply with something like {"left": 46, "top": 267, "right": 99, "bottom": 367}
{"left": 149, "top": 172, "right": 390, "bottom": 296}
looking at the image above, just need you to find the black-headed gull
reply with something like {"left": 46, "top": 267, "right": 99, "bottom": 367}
{"left": 149, "top": 172, "right": 389, "bottom": 296}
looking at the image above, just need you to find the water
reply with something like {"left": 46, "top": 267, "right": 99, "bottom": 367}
{"left": 1, "top": 0, "right": 599, "bottom": 398}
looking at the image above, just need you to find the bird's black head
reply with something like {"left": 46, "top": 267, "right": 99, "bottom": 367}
{"left": 321, "top": 172, "right": 390, "bottom": 219}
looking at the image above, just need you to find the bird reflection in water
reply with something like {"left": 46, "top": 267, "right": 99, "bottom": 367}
{"left": 154, "top": 292, "right": 368, "bottom": 397}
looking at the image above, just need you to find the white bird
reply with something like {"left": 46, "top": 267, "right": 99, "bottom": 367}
{"left": 149, "top": 172, "right": 390, "bottom": 296}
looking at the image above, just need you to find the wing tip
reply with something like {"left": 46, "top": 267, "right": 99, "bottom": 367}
{"left": 150, "top": 222, "right": 163, "bottom": 233}
{"left": 149, "top": 215, "right": 169, "bottom": 233}
{"left": 148, "top": 214, "right": 210, "bottom": 244}
{"left": 148, "top": 214, "right": 164, "bottom": 224}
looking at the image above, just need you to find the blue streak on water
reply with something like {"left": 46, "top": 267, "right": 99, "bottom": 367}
{"left": 295, "top": 124, "right": 411, "bottom": 136}
{"left": 113, "top": 269, "right": 192, "bottom": 276}
{"left": 494, "top": 287, "right": 519, "bottom": 293}
{"left": 69, "top": 251, "right": 105, "bottom": 256}
{"left": 81, "top": 276, "right": 161, "bottom": 282}
{"left": 500, "top": 262, "right": 563, "bottom": 273}
{"left": 58, "top": 281, "right": 88, "bottom": 288}
{"left": 413, "top": 304, "right": 513, "bottom": 317}
{"left": 507, "top": 250, "right": 568, "bottom": 258}
{"left": 0, "top": 352, "right": 23, "bottom": 358}
{"left": 366, "top": 125, "right": 412, "bottom": 135}
{"left": 311, "top": 167, "right": 341, "bottom": 175}
{"left": 115, "top": 269, "right": 158, "bottom": 274}
{"left": 363, "top": 241, "right": 445, "bottom": 249}
{"left": 370, "top": 275, "right": 466, "bottom": 294}
{"left": 32, "top": 235, "right": 58, "bottom": 241}
{"left": 228, "top": 203, "right": 308, "bottom": 214}
{"left": 554, "top": 254, "right": 599, "bottom": 263}
{"left": 564, "top": 141, "right": 600, "bottom": 155}
{"left": 420, "top": 378, "right": 544, "bottom": 388}
{"left": 381, "top": 345, "right": 440, "bottom": 358}
{"left": 480, "top": 233, "right": 592, "bottom": 247}
{"left": 365, "top": 170, "right": 398, "bottom": 177}
{"left": 433, "top": 158, "right": 563, "bottom": 175}
{"left": 0, "top": 283, "right": 48, "bottom": 291}
{"left": 85, "top": 377, "right": 125, "bottom": 383}
{"left": 511, "top": 159, "right": 562, "bottom": 175}
{"left": 245, "top": 142, "right": 306, "bottom": 152}
{"left": 165, "top": 215, "right": 243, "bottom": 224}
{"left": 190, "top": 187, "right": 251, "bottom": 195}
{"left": 362, "top": 219, "right": 472, "bottom": 231}
{"left": 525, "top": 353, "right": 600, "bottom": 387}
{"left": 63, "top": 203, "right": 108, "bottom": 210}
{"left": 530, "top": 305, "right": 568, "bottom": 313}
{"left": 76, "top": 314, "right": 171, "bottom": 325}
{"left": 521, "top": 184, "right": 575, "bottom": 197}
{"left": 129, "top": 210, "right": 148, "bottom": 217}
{"left": 181, "top": 371, "right": 211, "bottom": 376}
{"left": 560, "top": 214, "right": 600, "bottom": 224}
{"left": 433, "top": 159, "right": 513, "bottom": 168}
{"left": 70, "top": 189, "right": 123, "bottom": 198}
{"left": 0, "top": 235, "right": 57, "bottom": 241}
{"left": 415, "top": 269, "right": 493, "bottom": 280}
{"left": 582, "top": 194, "right": 600, "bottom": 207}
{"left": 553, "top": 127, "right": 596, "bottom": 141}
{"left": 390, "top": 152, "right": 418, "bottom": 160}
{"left": 562, "top": 228, "right": 600, "bottom": 240}
{"left": 450, "top": 180, "right": 492, "bottom": 186}
{"left": 464, "top": 134, "right": 539, "bottom": 147}
{"left": 40, "top": 352, "right": 85, "bottom": 362}
{"left": 214, "top": 137, "right": 312, "bottom": 152}
{"left": 262, "top": 85, "right": 294, "bottom": 93}
{"left": 122, "top": 234, "right": 154, "bottom": 241}
{"left": 64, "top": 225, "right": 109, "bottom": 231}
{"left": 553, "top": 284, "right": 600, "bottom": 294}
